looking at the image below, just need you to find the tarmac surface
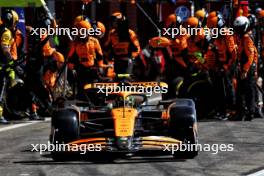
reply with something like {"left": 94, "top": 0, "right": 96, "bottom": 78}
{"left": 0, "top": 118, "right": 263, "bottom": 176}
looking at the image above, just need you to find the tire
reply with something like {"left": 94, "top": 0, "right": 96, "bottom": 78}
{"left": 171, "top": 127, "right": 198, "bottom": 159}
{"left": 50, "top": 109, "right": 80, "bottom": 161}
{"left": 186, "top": 79, "right": 215, "bottom": 119}
{"left": 165, "top": 77, "right": 184, "bottom": 99}
{"left": 169, "top": 100, "right": 198, "bottom": 159}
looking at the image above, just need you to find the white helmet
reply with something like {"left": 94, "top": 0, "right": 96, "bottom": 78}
{"left": 256, "top": 8, "right": 262, "bottom": 14}
{"left": 233, "top": 16, "right": 250, "bottom": 33}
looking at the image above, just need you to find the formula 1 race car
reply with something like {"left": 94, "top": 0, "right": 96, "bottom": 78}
{"left": 50, "top": 79, "right": 198, "bottom": 161}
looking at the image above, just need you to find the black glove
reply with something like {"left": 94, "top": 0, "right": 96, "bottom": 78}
{"left": 15, "top": 65, "right": 24, "bottom": 77}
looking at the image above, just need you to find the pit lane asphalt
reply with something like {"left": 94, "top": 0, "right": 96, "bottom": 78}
{"left": 0, "top": 118, "right": 263, "bottom": 176}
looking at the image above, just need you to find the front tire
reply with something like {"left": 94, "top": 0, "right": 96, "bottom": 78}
{"left": 50, "top": 109, "right": 79, "bottom": 161}
{"left": 171, "top": 127, "right": 198, "bottom": 159}
{"left": 169, "top": 100, "right": 198, "bottom": 159}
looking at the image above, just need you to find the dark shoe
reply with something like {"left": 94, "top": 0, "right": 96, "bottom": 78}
{"left": 230, "top": 113, "right": 245, "bottom": 121}
{"left": 244, "top": 114, "right": 253, "bottom": 121}
{"left": 254, "top": 108, "right": 264, "bottom": 118}
{"left": 226, "top": 110, "right": 236, "bottom": 119}
{"left": 29, "top": 112, "right": 45, "bottom": 121}
{"left": 0, "top": 116, "right": 9, "bottom": 124}
{"left": 214, "top": 113, "right": 228, "bottom": 121}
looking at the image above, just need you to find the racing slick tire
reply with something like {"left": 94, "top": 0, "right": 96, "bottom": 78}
{"left": 50, "top": 108, "right": 80, "bottom": 161}
{"left": 169, "top": 99, "right": 198, "bottom": 159}
{"left": 185, "top": 79, "right": 215, "bottom": 119}
{"left": 163, "top": 77, "right": 184, "bottom": 99}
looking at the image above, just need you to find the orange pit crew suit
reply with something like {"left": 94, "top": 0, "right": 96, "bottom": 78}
{"left": 105, "top": 27, "right": 140, "bottom": 75}
{"left": 205, "top": 12, "right": 238, "bottom": 117}
{"left": 40, "top": 33, "right": 65, "bottom": 88}
{"left": 165, "top": 14, "right": 189, "bottom": 78}
{"left": 205, "top": 29, "right": 237, "bottom": 72}
{"left": 185, "top": 17, "right": 207, "bottom": 73}
{"left": 10, "top": 28, "right": 23, "bottom": 61}
{"left": 170, "top": 30, "right": 189, "bottom": 77}
{"left": 68, "top": 34, "right": 104, "bottom": 94}
{"left": 204, "top": 28, "right": 237, "bottom": 116}
{"left": 235, "top": 31, "right": 258, "bottom": 120}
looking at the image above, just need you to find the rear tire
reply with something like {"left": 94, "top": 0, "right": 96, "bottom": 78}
{"left": 187, "top": 80, "right": 215, "bottom": 119}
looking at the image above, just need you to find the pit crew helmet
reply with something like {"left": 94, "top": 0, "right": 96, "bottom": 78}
{"left": 166, "top": 14, "right": 182, "bottom": 27}
{"left": 1, "top": 9, "right": 19, "bottom": 29}
{"left": 206, "top": 11, "right": 225, "bottom": 28}
{"left": 75, "top": 20, "right": 91, "bottom": 29}
{"left": 91, "top": 21, "right": 105, "bottom": 38}
{"left": 233, "top": 16, "right": 250, "bottom": 35}
{"left": 74, "top": 15, "right": 90, "bottom": 26}
{"left": 186, "top": 17, "right": 199, "bottom": 28}
{"left": 111, "top": 12, "right": 126, "bottom": 28}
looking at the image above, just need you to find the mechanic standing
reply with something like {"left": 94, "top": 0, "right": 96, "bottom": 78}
{"left": 163, "top": 14, "right": 188, "bottom": 98}
{"left": 185, "top": 16, "right": 206, "bottom": 74}
{"left": 68, "top": 20, "right": 106, "bottom": 98}
{"left": 233, "top": 16, "right": 258, "bottom": 121}
{"left": 205, "top": 11, "right": 237, "bottom": 119}
{"left": 246, "top": 11, "right": 264, "bottom": 119}
{"left": 104, "top": 12, "right": 140, "bottom": 75}
{"left": 256, "top": 9, "right": 264, "bottom": 78}
{"left": 0, "top": 9, "right": 20, "bottom": 124}
{"left": 40, "top": 25, "right": 65, "bottom": 90}
{"left": 165, "top": 14, "right": 188, "bottom": 78}
{"left": 25, "top": 12, "right": 57, "bottom": 120}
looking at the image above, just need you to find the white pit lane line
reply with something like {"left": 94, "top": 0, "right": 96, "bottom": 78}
{"left": 0, "top": 118, "right": 51, "bottom": 132}
{"left": 247, "top": 169, "right": 264, "bottom": 176}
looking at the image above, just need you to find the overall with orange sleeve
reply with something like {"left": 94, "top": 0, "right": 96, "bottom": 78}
{"left": 104, "top": 12, "right": 140, "bottom": 75}
{"left": 68, "top": 20, "right": 105, "bottom": 96}
{"left": 10, "top": 28, "right": 23, "bottom": 61}
{"left": 165, "top": 14, "right": 188, "bottom": 78}
{"left": 233, "top": 16, "right": 258, "bottom": 121}
{"left": 24, "top": 15, "right": 59, "bottom": 121}
{"left": 185, "top": 17, "right": 206, "bottom": 74}
{"left": 40, "top": 29, "right": 65, "bottom": 88}
{"left": 205, "top": 11, "right": 237, "bottom": 119}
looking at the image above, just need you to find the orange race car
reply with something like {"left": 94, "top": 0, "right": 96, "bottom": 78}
{"left": 50, "top": 76, "right": 198, "bottom": 161}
